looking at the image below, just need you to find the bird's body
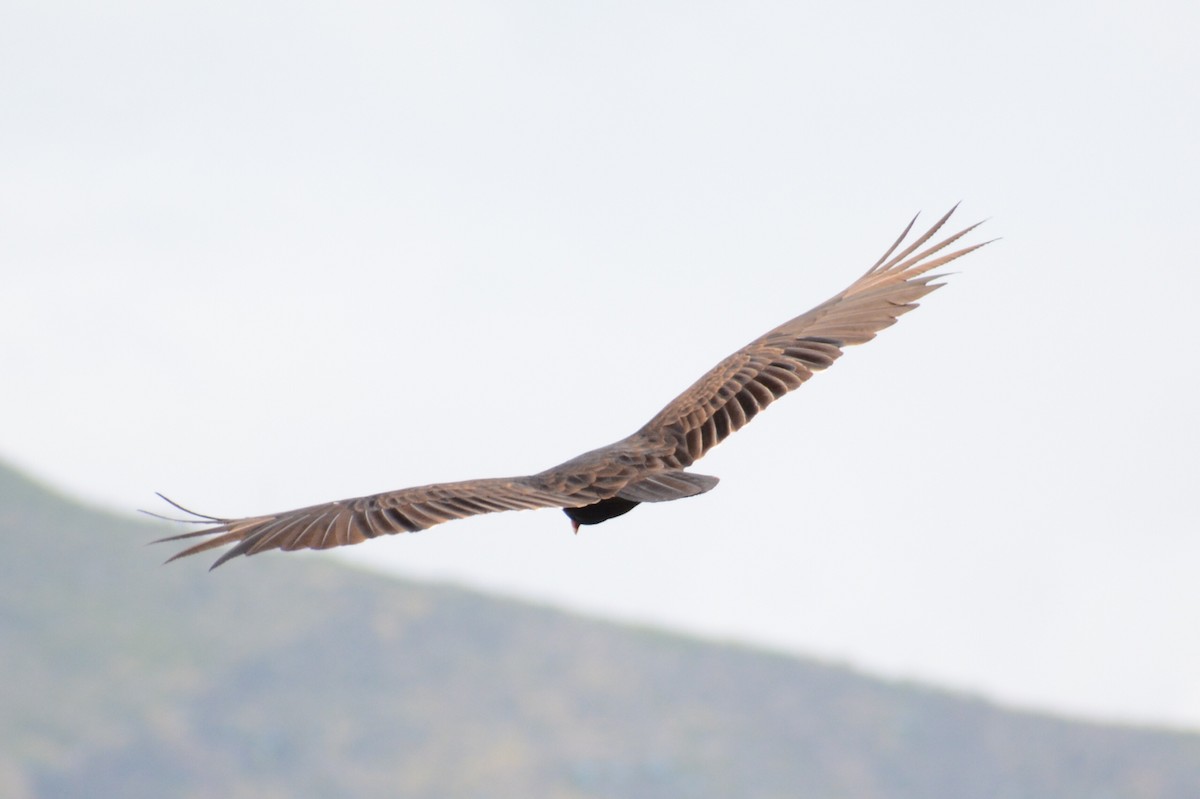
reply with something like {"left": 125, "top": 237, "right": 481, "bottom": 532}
{"left": 153, "top": 206, "right": 991, "bottom": 569}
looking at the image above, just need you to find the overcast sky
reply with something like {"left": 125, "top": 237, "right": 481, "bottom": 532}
{"left": 4, "top": 0, "right": 1199, "bottom": 728}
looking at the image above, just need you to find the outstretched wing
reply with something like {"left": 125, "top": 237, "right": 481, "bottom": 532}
{"left": 636, "top": 205, "right": 990, "bottom": 467}
{"left": 151, "top": 477, "right": 584, "bottom": 570}
{"left": 153, "top": 205, "right": 990, "bottom": 569}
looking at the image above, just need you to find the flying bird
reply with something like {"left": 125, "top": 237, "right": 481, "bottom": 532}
{"left": 152, "top": 206, "right": 990, "bottom": 569}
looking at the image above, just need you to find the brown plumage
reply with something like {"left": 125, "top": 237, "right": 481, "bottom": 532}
{"left": 151, "top": 206, "right": 991, "bottom": 569}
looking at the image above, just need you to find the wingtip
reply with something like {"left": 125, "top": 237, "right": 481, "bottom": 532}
{"left": 152, "top": 492, "right": 228, "bottom": 523}
{"left": 209, "top": 539, "right": 253, "bottom": 570}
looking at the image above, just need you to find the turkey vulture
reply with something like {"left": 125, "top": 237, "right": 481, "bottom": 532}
{"left": 152, "top": 206, "right": 990, "bottom": 569}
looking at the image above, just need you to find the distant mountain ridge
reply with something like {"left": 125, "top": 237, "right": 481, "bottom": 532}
{"left": 3, "top": 460, "right": 1199, "bottom": 798}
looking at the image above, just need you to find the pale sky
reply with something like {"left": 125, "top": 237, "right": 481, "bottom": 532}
{"left": 4, "top": 1, "right": 1199, "bottom": 728}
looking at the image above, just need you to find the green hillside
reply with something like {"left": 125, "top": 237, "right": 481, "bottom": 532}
{"left": 2, "top": 461, "right": 1198, "bottom": 798}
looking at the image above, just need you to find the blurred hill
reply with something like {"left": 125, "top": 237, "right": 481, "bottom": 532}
{"left": 2, "top": 460, "right": 1198, "bottom": 798}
